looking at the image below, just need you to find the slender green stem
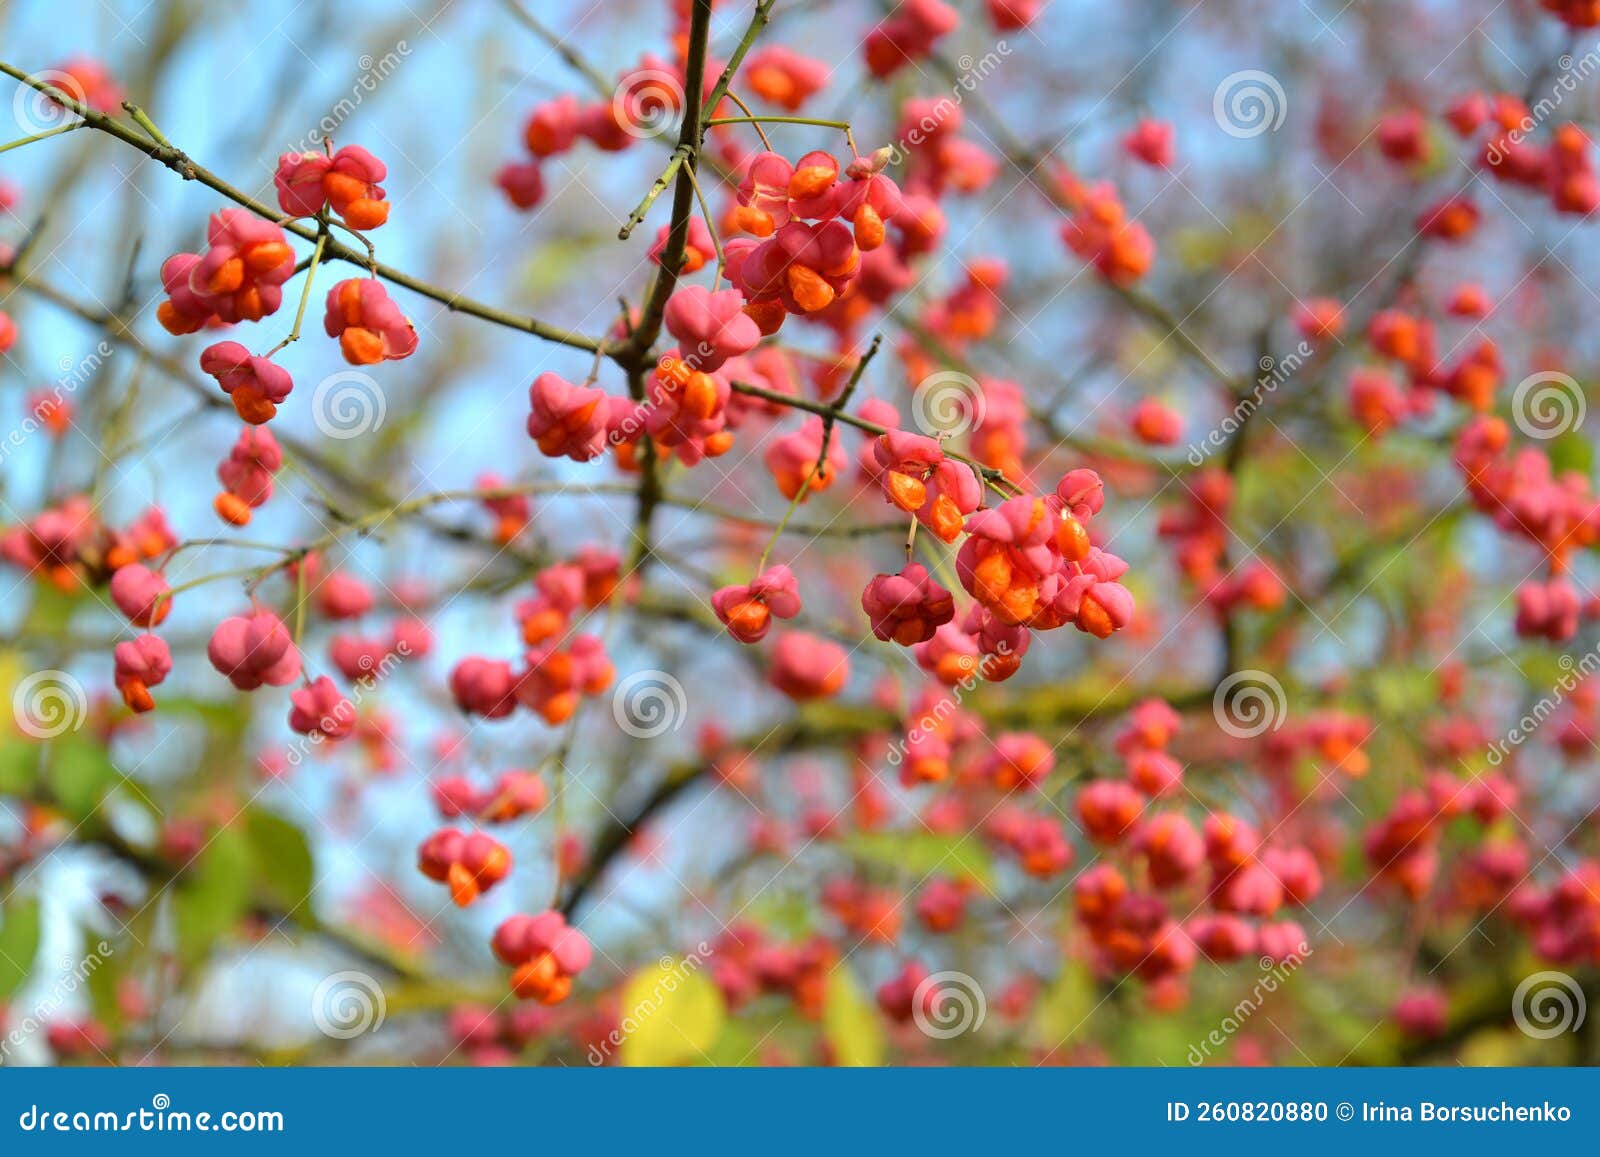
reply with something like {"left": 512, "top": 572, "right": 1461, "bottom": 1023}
{"left": 720, "top": 91, "right": 773, "bottom": 149}
{"left": 501, "top": 0, "right": 613, "bottom": 98}
{"left": 121, "top": 101, "right": 170, "bottom": 147}
{"left": 322, "top": 216, "right": 377, "bottom": 268}
{"left": 916, "top": 530, "right": 961, "bottom": 594}
{"left": 292, "top": 554, "right": 309, "bottom": 648}
{"left": 755, "top": 335, "right": 882, "bottom": 570}
{"left": 616, "top": 0, "right": 776, "bottom": 251}
{"left": 705, "top": 115, "right": 852, "bottom": 131}
{"left": 701, "top": 0, "right": 780, "bottom": 120}
{"left": 822, "top": 333, "right": 880, "bottom": 438}
{"left": 0, "top": 59, "right": 607, "bottom": 355}
{"left": 158, "top": 537, "right": 298, "bottom": 563}
{"left": 619, "top": 147, "right": 689, "bottom": 242}
{"left": 0, "top": 120, "right": 82, "bottom": 155}
{"left": 267, "top": 228, "right": 328, "bottom": 355}
{"left": 727, "top": 377, "right": 1024, "bottom": 497}
{"left": 160, "top": 566, "right": 265, "bottom": 600}
{"left": 756, "top": 473, "right": 815, "bottom": 573}
{"left": 683, "top": 164, "right": 726, "bottom": 283}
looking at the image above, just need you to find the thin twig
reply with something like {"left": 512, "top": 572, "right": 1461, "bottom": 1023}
{"left": 0, "top": 60, "right": 608, "bottom": 355}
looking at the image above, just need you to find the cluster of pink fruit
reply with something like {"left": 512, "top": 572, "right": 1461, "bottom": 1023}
{"left": 414, "top": 822, "right": 591, "bottom": 1004}
{"left": 156, "top": 145, "right": 413, "bottom": 463}
{"left": 447, "top": 549, "right": 622, "bottom": 726}
{"left": 703, "top": 469, "right": 1134, "bottom": 704}
{"left": 1454, "top": 416, "right": 1600, "bottom": 643}
{"left": 415, "top": 768, "right": 588, "bottom": 1004}
{"left": 736, "top": 692, "right": 1328, "bottom": 1008}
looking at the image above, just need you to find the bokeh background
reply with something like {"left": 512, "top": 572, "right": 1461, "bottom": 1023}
{"left": 2, "top": 0, "right": 1599, "bottom": 1065}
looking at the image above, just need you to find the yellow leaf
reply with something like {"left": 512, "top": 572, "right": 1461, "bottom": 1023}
{"left": 0, "top": 649, "right": 23, "bottom": 713}
{"left": 1032, "top": 958, "right": 1097, "bottom": 1048}
{"left": 616, "top": 958, "right": 726, "bottom": 1067}
{"left": 823, "top": 969, "right": 885, "bottom": 1067}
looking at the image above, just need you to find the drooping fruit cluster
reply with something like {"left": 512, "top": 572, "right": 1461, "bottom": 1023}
{"left": 492, "top": 911, "right": 593, "bottom": 1004}
{"left": 418, "top": 828, "right": 513, "bottom": 907}
{"left": 157, "top": 210, "right": 295, "bottom": 333}
{"left": 449, "top": 549, "right": 621, "bottom": 725}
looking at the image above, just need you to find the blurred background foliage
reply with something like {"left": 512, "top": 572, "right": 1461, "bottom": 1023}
{"left": 1, "top": 0, "right": 1599, "bottom": 1065}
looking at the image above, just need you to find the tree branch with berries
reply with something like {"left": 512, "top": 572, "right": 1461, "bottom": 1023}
{"left": 4, "top": 0, "right": 1600, "bottom": 1069}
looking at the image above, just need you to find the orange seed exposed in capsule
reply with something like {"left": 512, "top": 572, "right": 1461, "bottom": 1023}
{"left": 744, "top": 299, "right": 787, "bottom": 335}
{"left": 853, "top": 203, "right": 885, "bottom": 250}
{"left": 230, "top": 386, "right": 277, "bottom": 425}
{"left": 786, "top": 265, "right": 834, "bottom": 312}
{"left": 121, "top": 680, "right": 154, "bottom": 714}
{"left": 214, "top": 492, "right": 253, "bottom": 526}
{"left": 1057, "top": 514, "right": 1091, "bottom": 561}
{"left": 732, "top": 205, "right": 775, "bottom": 237}
{"left": 788, "top": 164, "right": 836, "bottom": 201}
{"left": 340, "top": 328, "right": 385, "bottom": 365}
{"left": 885, "top": 470, "right": 927, "bottom": 512}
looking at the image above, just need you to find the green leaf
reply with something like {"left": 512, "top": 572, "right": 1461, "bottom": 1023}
{"left": 1113, "top": 1011, "right": 1195, "bottom": 1065}
{"left": 740, "top": 890, "right": 814, "bottom": 938}
{"left": 48, "top": 736, "right": 118, "bottom": 817}
{"left": 0, "top": 898, "right": 42, "bottom": 999}
{"left": 172, "top": 826, "right": 254, "bottom": 966}
{"left": 1169, "top": 227, "right": 1229, "bottom": 274}
{"left": 616, "top": 958, "right": 727, "bottom": 1066}
{"left": 84, "top": 940, "right": 123, "bottom": 1029}
{"left": 840, "top": 830, "right": 995, "bottom": 889}
{"left": 822, "top": 968, "right": 885, "bottom": 1067}
{"left": 20, "top": 586, "right": 82, "bottom": 637}
{"left": 1548, "top": 428, "right": 1593, "bottom": 476}
{"left": 518, "top": 234, "right": 606, "bottom": 299}
{"left": 698, "top": 1018, "right": 768, "bottom": 1066}
{"left": 0, "top": 738, "right": 37, "bottom": 795}
{"left": 245, "top": 808, "right": 314, "bottom": 913}
{"left": 138, "top": 696, "right": 252, "bottom": 741}
{"left": 1367, "top": 667, "right": 1435, "bottom": 718}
